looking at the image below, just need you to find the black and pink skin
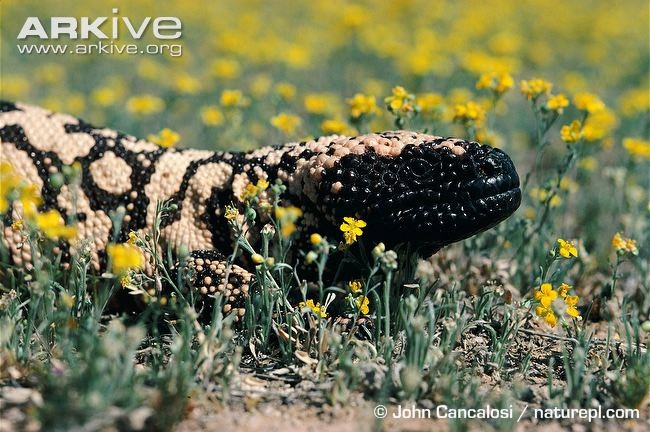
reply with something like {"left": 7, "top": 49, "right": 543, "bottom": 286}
{"left": 0, "top": 101, "right": 521, "bottom": 317}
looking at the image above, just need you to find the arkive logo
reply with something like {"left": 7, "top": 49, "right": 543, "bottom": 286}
{"left": 15, "top": 8, "right": 183, "bottom": 57}
{"left": 17, "top": 8, "right": 182, "bottom": 40}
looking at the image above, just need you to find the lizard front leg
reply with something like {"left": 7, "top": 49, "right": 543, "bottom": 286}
{"left": 184, "top": 249, "right": 253, "bottom": 322}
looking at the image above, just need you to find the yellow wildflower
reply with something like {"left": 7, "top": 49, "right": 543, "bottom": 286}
{"left": 127, "top": 231, "right": 138, "bottom": 245}
{"left": 581, "top": 109, "right": 618, "bottom": 141}
{"left": 619, "top": 88, "right": 650, "bottom": 117}
{"left": 342, "top": 4, "right": 368, "bottom": 28}
{"left": 557, "top": 239, "right": 578, "bottom": 258}
{"left": 534, "top": 283, "right": 557, "bottom": 307}
{"left": 520, "top": 79, "right": 553, "bottom": 100}
{"left": 384, "top": 86, "right": 415, "bottom": 113}
{"left": 559, "top": 177, "right": 578, "bottom": 193}
{"left": 544, "top": 309, "right": 557, "bottom": 327}
{"left": 564, "top": 295, "right": 581, "bottom": 319}
{"left": 529, "top": 187, "right": 562, "bottom": 207}
{"left": 340, "top": 216, "right": 367, "bottom": 245}
{"left": 310, "top": 233, "right": 323, "bottom": 245}
{"left": 2, "top": 75, "right": 30, "bottom": 99}
{"left": 65, "top": 94, "right": 85, "bottom": 114}
{"left": 476, "top": 72, "right": 514, "bottom": 94}
{"left": 347, "top": 93, "right": 379, "bottom": 119}
{"left": 271, "top": 113, "right": 302, "bottom": 135}
{"left": 622, "top": 138, "right": 650, "bottom": 160}
{"left": 34, "top": 209, "right": 77, "bottom": 240}
{"left": 560, "top": 120, "right": 582, "bottom": 143}
{"left": 224, "top": 205, "right": 239, "bottom": 221}
{"left": 240, "top": 183, "right": 259, "bottom": 201}
{"left": 280, "top": 223, "right": 298, "bottom": 238}
{"left": 578, "top": 157, "right": 598, "bottom": 171}
{"left": 624, "top": 239, "right": 639, "bottom": 255}
{"left": 535, "top": 305, "right": 558, "bottom": 327}
{"left": 348, "top": 280, "right": 362, "bottom": 293}
{"left": 416, "top": 93, "right": 444, "bottom": 119}
{"left": 200, "top": 106, "right": 225, "bottom": 127}
{"left": 355, "top": 296, "right": 370, "bottom": 315}
{"left": 304, "top": 93, "right": 338, "bottom": 115}
{"left": 106, "top": 243, "right": 144, "bottom": 275}
{"left": 282, "top": 44, "right": 310, "bottom": 69}
{"left": 0, "top": 162, "right": 19, "bottom": 213}
{"left": 126, "top": 95, "right": 164, "bottom": 115}
{"left": 220, "top": 89, "right": 249, "bottom": 108}
{"left": 256, "top": 179, "right": 269, "bottom": 191}
{"left": 611, "top": 232, "right": 639, "bottom": 255}
{"left": 19, "top": 184, "right": 42, "bottom": 217}
{"left": 148, "top": 128, "right": 180, "bottom": 148}
{"left": 546, "top": 94, "right": 569, "bottom": 113}
{"left": 533, "top": 282, "right": 580, "bottom": 326}
{"left": 557, "top": 283, "right": 571, "bottom": 298}
{"left": 298, "top": 299, "right": 327, "bottom": 318}
{"left": 91, "top": 87, "right": 119, "bottom": 106}
{"left": 173, "top": 73, "right": 201, "bottom": 94}
{"left": 275, "top": 206, "right": 303, "bottom": 238}
{"left": 453, "top": 101, "right": 486, "bottom": 126}
{"left": 275, "top": 206, "right": 303, "bottom": 220}
{"left": 274, "top": 82, "right": 296, "bottom": 101}
{"left": 210, "top": 58, "right": 241, "bottom": 79}
{"left": 321, "top": 119, "right": 351, "bottom": 135}
{"left": 494, "top": 73, "right": 515, "bottom": 93}
{"left": 611, "top": 232, "right": 626, "bottom": 250}
{"left": 11, "top": 220, "right": 23, "bottom": 231}
{"left": 573, "top": 92, "right": 605, "bottom": 113}
{"left": 476, "top": 74, "right": 494, "bottom": 90}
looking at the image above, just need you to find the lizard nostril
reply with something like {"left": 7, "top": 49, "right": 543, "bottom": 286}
{"left": 479, "top": 155, "right": 501, "bottom": 177}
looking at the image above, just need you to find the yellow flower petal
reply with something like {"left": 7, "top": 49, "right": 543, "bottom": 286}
{"left": 545, "top": 311, "right": 557, "bottom": 327}
{"left": 564, "top": 295, "right": 579, "bottom": 307}
{"left": 566, "top": 306, "right": 581, "bottom": 318}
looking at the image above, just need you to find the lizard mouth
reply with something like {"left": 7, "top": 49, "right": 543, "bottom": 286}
{"left": 371, "top": 185, "right": 521, "bottom": 248}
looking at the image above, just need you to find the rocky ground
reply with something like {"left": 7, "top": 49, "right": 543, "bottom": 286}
{"left": 2, "top": 325, "right": 647, "bottom": 432}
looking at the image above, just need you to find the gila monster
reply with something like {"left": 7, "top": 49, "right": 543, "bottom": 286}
{"left": 0, "top": 101, "right": 521, "bottom": 318}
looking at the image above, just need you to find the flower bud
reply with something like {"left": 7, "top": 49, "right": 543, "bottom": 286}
{"left": 251, "top": 253, "right": 264, "bottom": 264}
{"left": 305, "top": 251, "right": 318, "bottom": 264}
{"left": 372, "top": 242, "right": 385, "bottom": 258}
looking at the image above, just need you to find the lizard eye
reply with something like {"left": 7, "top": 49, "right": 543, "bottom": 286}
{"left": 408, "top": 158, "right": 431, "bottom": 178}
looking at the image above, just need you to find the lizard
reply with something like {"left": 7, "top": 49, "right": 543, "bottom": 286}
{"left": 0, "top": 101, "right": 521, "bottom": 319}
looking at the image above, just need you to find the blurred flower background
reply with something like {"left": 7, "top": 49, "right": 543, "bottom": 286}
{"left": 1, "top": 0, "right": 648, "bottom": 261}
{"left": 2, "top": 0, "right": 647, "bottom": 145}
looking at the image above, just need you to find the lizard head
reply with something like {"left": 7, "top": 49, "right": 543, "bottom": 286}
{"left": 293, "top": 131, "right": 521, "bottom": 255}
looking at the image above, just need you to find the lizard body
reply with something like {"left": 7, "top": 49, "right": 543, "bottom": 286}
{"left": 0, "top": 101, "right": 521, "bottom": 317}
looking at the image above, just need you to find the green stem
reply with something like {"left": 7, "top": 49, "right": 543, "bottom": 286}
{"left": 383, "top": 271, "right": 392, "bottom": 340}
